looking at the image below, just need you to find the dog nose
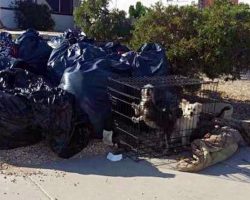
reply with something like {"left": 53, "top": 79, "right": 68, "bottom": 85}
{"left": 190, "top": 112, "right": 194, "bottom": 116}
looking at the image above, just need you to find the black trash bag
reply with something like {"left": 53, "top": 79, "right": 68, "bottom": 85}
{"left": 60, "top": 58, "right": 132, "bottom": 138}
{"left": 48, "top": 29, "right": 90, "bottom": 50}
{"left": 0, "top": 32, "right": 12, "bottom": 42}
{"left": 47, "top": 42, "right": 107, "bottom": 85}
{"left": 59, "top": 43, "right": 169, "bottom": 138}
{"left": 38, "top": 87, "right": 92, "bottom": 159}
{"left": 0, "top": 91, "right": 43, "bottom": 149}
{"left": 63, "top": 29, "right": 84, "bottom": 40}
{"left": 47, "top": 40, "right": 72, "bottom": 84}
{"left": 0, "top": 31, "right": 18, "bottom": 70}
{"left": 0, "top": 68, "right": 46, "bottom": 149}
{"left": 121, "top": 43, "right": 169, "bottom": 76}
{"left": 63, "top": 28, "right": 94, "bottom": 43}
{"left": 10, "top": 59, "right": 33, "bottom": 73}
{"left": 0, "top": 69, "right": 91, "bottom": 158}
{"left": 0, "top": 57, "right": 13, "bottom": 70}
{"left": 0, "top": 32, "right": 16, "bottom": 57}
{"left": 15, "top": 29, "right": 52, "bottom": 75}
{"left": 99, "top": 42, "right": 130, "bottom": 54}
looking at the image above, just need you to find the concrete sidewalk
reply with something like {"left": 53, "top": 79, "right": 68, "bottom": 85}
{"left": 1, "top": 147, "right": 250, "bottom": 200}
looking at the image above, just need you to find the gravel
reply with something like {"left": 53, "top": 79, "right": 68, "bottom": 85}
{"left": 0, "top": 79, "right": 249, "bottom": 176}
{"left": 0, "top": 140, "right": 110, "bottom": 176}
{"left": 217, "top": 80, "right": 250, "bottom": 120}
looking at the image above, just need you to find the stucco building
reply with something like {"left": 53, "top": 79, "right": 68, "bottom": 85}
{"left": 0, "top": 0, "right": 81, "bottom": 31}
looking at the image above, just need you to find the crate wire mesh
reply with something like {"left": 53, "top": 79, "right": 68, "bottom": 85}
{"left": 108, "top": 76, "right": 219, "bottom": 161}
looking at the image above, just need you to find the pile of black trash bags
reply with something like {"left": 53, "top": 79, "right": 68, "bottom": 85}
{"left": 0, "top": 29, "right": 169, "bottom": 158}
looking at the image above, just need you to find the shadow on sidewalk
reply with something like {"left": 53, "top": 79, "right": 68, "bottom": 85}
{"left": 21, "top": 155, "right": 176, "bottom": 178}
{"left": 200, "top": 147, "right": 250, "bottom": 183}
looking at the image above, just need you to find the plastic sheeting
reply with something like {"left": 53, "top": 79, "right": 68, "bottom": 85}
{"left": 48, "top": 42, "right": 107, "bottom": 84}
{"left": 60, "top": 58, "right": 132, "bottom": 137}
{"left": 58, "top": 42, "right": 169, "bottom": 137}
{"left": 48, "top": 41, "right": 169, "bottom": 84}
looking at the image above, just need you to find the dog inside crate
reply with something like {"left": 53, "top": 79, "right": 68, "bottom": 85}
{"left": 108, "top": 76, "right": 231, "bottom": 160}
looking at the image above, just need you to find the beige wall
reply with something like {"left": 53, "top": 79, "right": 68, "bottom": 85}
{"left": 52, "top": 14, "right": 74, "bottom": 31}
{"left": 0, "top": 0, "right": 77, "bottom": 31}
{"left": 0, "top": 9, "right": 17, "bottom": 29}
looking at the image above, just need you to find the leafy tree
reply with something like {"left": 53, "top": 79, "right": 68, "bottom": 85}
{"left": 74, "top": 0, "right": 132, "bottom": 41}
{"left": 108, "top": 10, "right": 132, "bottom": 41}
{"left": 74, "top": 0, "right": 109, "bottom": 38}
{"left": 129, "top": 2, "right": 148, "bottom": 19}
{"left": 13, "top": 1, "right": 54, "bottom": 31}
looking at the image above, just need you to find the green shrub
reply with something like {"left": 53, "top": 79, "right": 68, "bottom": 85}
{"left": 131, "top": 3, "right": 202, "bottom": 77}
{"left": 199, "top": 0, "right": 250, "bottom": 78}
{"left": 13, "top": 1, "right": 55, "bottom": 31}
{"left": 130, "top": 0, "right": 250, "bottom": 79}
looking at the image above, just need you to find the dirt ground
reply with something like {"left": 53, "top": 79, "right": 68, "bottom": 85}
{"left": 0, "top": 79, "right": 249, "bottom": 175}
{"left": 218, "top": 80, "right": 250, "bottom": 120}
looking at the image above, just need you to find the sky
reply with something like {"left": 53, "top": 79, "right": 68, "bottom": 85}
{"left": 110, "top": 0, "right": 165, "bottom": 10}
{"left": 109, "top": 0, "right": 195, "bottom": 12}
{"left": 110, "top": 0, "right": 250, "bottom": 12}
{"left": 240, "top": 0, "right": 250, "bottom": 3}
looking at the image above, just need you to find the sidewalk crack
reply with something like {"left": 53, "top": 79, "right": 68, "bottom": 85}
{"left": 26, "top": 176, "right": 54, "bottom": 200}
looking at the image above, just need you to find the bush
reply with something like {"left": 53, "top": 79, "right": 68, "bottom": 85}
{"left": 74, "top": 0, "right": 132, "bottom": 41}
{"left": 130, "top": 0, "right": 250, "bottom": 79}
{"left": 199, "top": 0, "right": 250, "bottom": 78}
{"left": 13, "top": 1, "right": 55, "bottom": 31}
{"left": 131, "top": 3, "right": 202, "bottom": 77}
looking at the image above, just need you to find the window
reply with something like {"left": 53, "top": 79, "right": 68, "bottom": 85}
{"left": 60, "top": 0, "right": 73, "bottom": 15}
{"left": 46, "top": 0, "right": 73, "bottom": 15}
{"left": 46, "top": 0, "right": 60, "bottom": 13}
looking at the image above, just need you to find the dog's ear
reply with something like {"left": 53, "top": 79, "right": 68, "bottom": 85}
{"left": 181, "top": 99, "right": 188, "bottom": 105}
{"left": 180, "top": 99, "right": 188, "bottom": 108}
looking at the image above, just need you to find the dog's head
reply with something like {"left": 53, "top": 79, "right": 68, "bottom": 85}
{"left": 181, "top": 100, "right": 202, "bottom": 117}
{"left": 186, "top": 103, "right": 202, "bottom": 117}
{"left": 141, "top": 84, "right": 155, "bottom": 101}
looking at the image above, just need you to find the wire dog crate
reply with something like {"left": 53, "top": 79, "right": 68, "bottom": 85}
{"left": 108, "top": 76, "right": 219, "bottom": 160}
